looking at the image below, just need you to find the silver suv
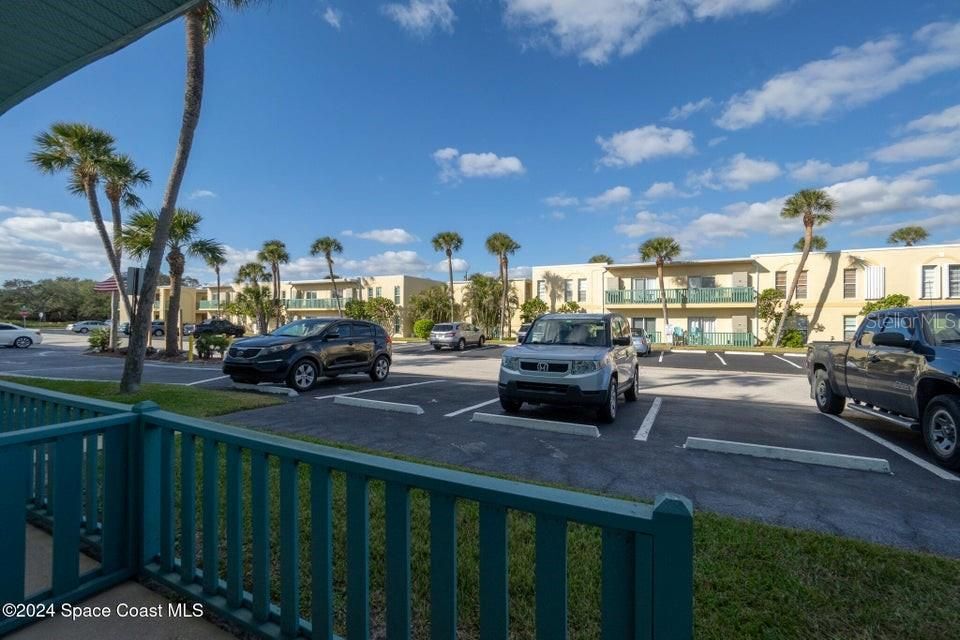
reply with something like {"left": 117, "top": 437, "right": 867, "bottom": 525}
{"left": 430, "top": 322, "right": 485, "bottom": 351}
{"left": 498, "top": 313, "right": 639, "bottom": 423}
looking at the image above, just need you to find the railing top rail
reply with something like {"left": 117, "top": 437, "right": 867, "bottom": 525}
{"left": 0, "top": 380, "right": 131, "bottom": 414}
{"left": 0, "top": 412, "right": 134, "bottom": 447}
{"left": 144, "top": 410, "right": 679, "bottom": 532}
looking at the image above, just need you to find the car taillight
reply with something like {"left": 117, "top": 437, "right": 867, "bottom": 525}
{"left": 446, "top": 332, "right": 455, "bottom": 337}
{"left": 386, "top": 334, "right": 392, "bottom": 344}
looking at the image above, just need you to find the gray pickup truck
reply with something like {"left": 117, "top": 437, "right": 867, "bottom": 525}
{"left": 807, "top": 305, "right": 960, "bottom": 469}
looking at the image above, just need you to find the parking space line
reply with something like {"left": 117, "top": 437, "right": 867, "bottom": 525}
{"left": 333, "top": 396, "right": 424, "bottom": 415}
{"left": 684, "top": 436, "right": 892, "bottom": 473}
{"left": 315, "top": 379, "right": 444, "bottom": 400}
{"left": 634, "top": 397, "right": 662, "bottom": 441}
{"left": 771, "top": 354, "right": 803, "bottom": 369}
{"left": 658, "top": 352, "right": 663, "bottom": 363}
{"left": 825, "top": 414, "right": 960, "bottom": 482}
{"left": 472, "top": 412, "right": 600, "bottom": 438}
{"left": 445, "top": 398, "right": 500, "bottom": 417}
{"left": 673, "top": 349, "right": 707, "bottom": 354}
{"left": 725, "top": 351, "right": 763, "bottom": 356}
{"left": 185, "top": 374, "right": 230, "bottom": 386}
{"left": 714, "top": 353, "right": 727, "bottom": 366}
{"left": 782, "top": 353, "right": 806, "bottom": 358}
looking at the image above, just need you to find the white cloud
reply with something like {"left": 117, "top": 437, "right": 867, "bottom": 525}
{"left": 584, "top": 185, "right": 632, "bottom": 209}
{"left": 905, "top": 103, "right": 960, "bottom": 132}
{"left": 508, "top": 265, "right": 533, "bottom": 279}
{"left": 903, "top": 157, "right": 960, "bottom": 179}
{"left": 543, "top": 194, "right": 579, "bottom": 207}
{"left": 188, "top": 189, "right": 217, "bottom": 199}
{"left": 873, "top": 105, "right": 960, "bottom": 163}
{"left": 788, "top": 159, "right": 869, "bottom": 183}
{"left": 853, "top": 212, "right": 958, "bottom": 238}
{"left": 0, "top": 205, "right": 112, "bottom": 280}
{"left": 502, "top": 0, "right": 783, "bottom": 65}
{"left": 382, "top": 0, "right": 454, "bottom": 35}
{"left": 322, "top": 6, "right": 343, "bottom": 30}
{"left": 824, "top": 175, "right": 934, "bottom": 219}
{"left": 642, "top": 181, "right": 693, "bottom": 200}
{"left": 666, "top": 97, "right": 714, "bottom": 121}
{"left": 716, "top": 21, "right": 960, "bottom": 130}
{"left": 539, "top": 210, "right": 566, "bottom": 220}
{"left": 433, "top": 257, "right": 469, "bottom": 274}
{"left": 342, "top": 228, "right": 418, "bottom": 244}
{"left": 433, "top": 147, "right": 525, "bottom": 182}
{"left": 707, "top": 136, "right": 727, "bottom": 147}
{"left": 613, "top": 210, "right": 675, "bottom": 238}
{"left": 596, "top": 125, "right": 695, "bottom": 167}
{"left": 688, "top": 153, "right": 781, "bottom": 191}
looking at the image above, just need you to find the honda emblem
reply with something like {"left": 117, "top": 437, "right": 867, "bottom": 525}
{"left": 537, "top": 361, "right": 549, "bottom": 372}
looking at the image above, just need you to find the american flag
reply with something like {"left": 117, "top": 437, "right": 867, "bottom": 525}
{"left": 93, "top": 276, "right": 121, "bottom": 293}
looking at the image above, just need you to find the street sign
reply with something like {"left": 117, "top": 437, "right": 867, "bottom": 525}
{"left": 19, "top": 310, "right": 28, "bottom": 318}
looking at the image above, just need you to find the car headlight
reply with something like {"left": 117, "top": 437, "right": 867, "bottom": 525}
{"left": 264, "top": 343, "right": 294, "bottom": 354}
{"left": 571, "top": 360, "right": 600, "bottom": 374}
{"left": 502, "top": 356, "right": 520, "bottom": 370}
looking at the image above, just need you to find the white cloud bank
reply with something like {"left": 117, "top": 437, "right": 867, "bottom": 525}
{"left": 433, "top": 147, "right": 525, "bottom": 182}
{"left": 597, "top": 125, "right": 695, "bottom": 167}
{"left": 382, "top": 0, "right": 454, "bottom": 35}
{"left": 343, "top": 228, "right": 418, "bottom": 244}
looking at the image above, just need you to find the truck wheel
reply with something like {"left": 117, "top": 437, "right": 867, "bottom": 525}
{"left": 922, "top": 396, "right": 960, "bottom": 470}
{"left": 813, "top": 369, "right": 845, "bottom": 415}
{"left": 287, "top": 359, "right": 318, "bottom": 392}
{"left": 369, "top": 355, "right": 390, "bottom": 382}
{"left": 624, "top": 367, "right": 640, "bottom": 402}
{"left": 596, "top": 378, "right": 618, "bottom": 423}
{"left": 499, "top": 395, "right": 522, "bottom": 413}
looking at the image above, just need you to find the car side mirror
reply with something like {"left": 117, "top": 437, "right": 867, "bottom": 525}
{"left": 872, "top": 332, "right": 913, "bottom": 349}
{"left": 613, "top": 336, "right": 631, "bottom": 346}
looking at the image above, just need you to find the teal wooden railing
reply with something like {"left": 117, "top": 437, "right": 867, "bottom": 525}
{"left": 284, "top": 297, "right": 343, "bottom": 310}
{"left": 682, "top": 332, "right": 756, "bottom": 347}
{"left": 606, "top": 287, "right": 756, "bottom": 305}
{"left": 0, "top": 380, "right": 694, "bottom": 640}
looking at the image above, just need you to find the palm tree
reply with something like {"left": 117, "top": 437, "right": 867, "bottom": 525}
{"left": 887, "top": 225, "right": 928, "bottom": 247}
{"left": 772, "top": 189, "right": 836, "bottom": 347}
{"left": 30, "top": 123, "right": 135, "bottom": 318}
{"left": 204, "top": 252, "right": 228, "bottom": 318}
{"left": 236, "top": 261, "right": 270, "bottom": 287}
{"left": 122, "top": 0, "right": 258, "bottom": 392}
{"left": 794, "top": 235, "right": 827, "bottom": 252}
{"left": 122, "top": 209, "right": 224, "bottom": 356}
{"left": 485, "top": 232, "right": 521, "bottom": 339}
{"left": 640, "top": 237, "right": 681, "bottom": 327}
{"left": 258, "top": 239, "right": 289, "bottom": 328}
{"left": 310, "top": 236, "right": 344, "bottom": 317}
{"left": 588, "top": 254, "right": 614, "bottom": 264}
{"left": 431, "top": 231, "right": 464, "bottom": 321}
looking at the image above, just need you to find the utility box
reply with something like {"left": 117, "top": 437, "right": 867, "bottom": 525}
{"left": 732, "top": 315, "right": 748, "bottom": 333}
{"left": 732, "top": 271, "right": 749, "bottom": 287}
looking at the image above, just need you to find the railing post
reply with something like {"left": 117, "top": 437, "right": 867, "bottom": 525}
{"left": 651, "top": 494, "right": 693, "bottom": 640}
{"left": 132, "top": 401, "right": 161, "bottom": 570}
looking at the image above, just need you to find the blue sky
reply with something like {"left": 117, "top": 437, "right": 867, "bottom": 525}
{"left": 1, "top": 0, "right": 959, "bottom": 284}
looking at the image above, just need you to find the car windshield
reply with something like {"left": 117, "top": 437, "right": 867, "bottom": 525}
{"left": 433, "top": 324, "right": 453, "bottom": 332}
{"left": 270, "top": 319, "right": 332, "bottom": 337}
{"left": 921, "top": 309, "right": 960, "bottom": 345}
{"left": 526, "top": 317, "right": 608, "bottom": 347}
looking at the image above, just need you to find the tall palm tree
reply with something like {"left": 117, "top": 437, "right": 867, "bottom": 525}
{"left": 311, "top": 236, "right": 344, "bottom": 317}
{"left": 122, "top": 209, "right": 224, "bottom": 356}
{"left": 236, "top": 262, "right": 270, "bottom": 287}
{"left": 793, "top": 235, "right": 827, "bottom": 252}
{"left": 204, "top": 252, "right": 228, "bottom": 318}
{"left": 887, "top": 225, "right": 928, "bottom": 247}
{"left": 431, "top": 231, "right": 464, "bottom": 321}
{"left": 258, "top": 239, "right": 289, "bottom": 328}
{"left": 640, "top": 237, "right": 681, "bottom": 328}
{"left": 122, "top": 0, "right": 257, "bottom": 392}
{"left": 485, "top": 232, "right": 521, "bottom": 339}
{"left": 30, "top": 123, "right": 134, "bottom": 318}
{"left": 234, "top": 262, "right": 272, "bottom": 334}
{"left": 772, "top": 189, "right": 836, "bottom": 347}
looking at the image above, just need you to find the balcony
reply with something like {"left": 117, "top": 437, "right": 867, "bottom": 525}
{"left": 197, "top": 300, "right": 222, "bottom": 310}
{"left": 284, "top": 297, "right": 342, "bottom": 310}
{"left": 606, "top": 287, "right": 756, "bottom": 306}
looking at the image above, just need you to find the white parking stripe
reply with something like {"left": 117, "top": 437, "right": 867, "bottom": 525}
{"left": 634, "top": 397, "right": 662, "bottom": 441}
{"left": 672, "top": 349, "right": 707, "bottom": 354}
{"left": 315, "top": 379, "right": 444, "bottom": 400}
{"left": 724, "top": 351, "right": 763, "bottom": 356}
{"left": 783, "top": 353, "right": 807, "bottom": 358}
{"left": 825, "top": 414, "right": 960, "bottom": 482}
{"left": 714, "top": 353, "right": 727, "bottom": 366}
{"left": 445, "top": 398, "right": 500, "bottom": 417}
{"left": 771, "top": 354, "right": 803, "bottom": 369}
{"left": 185, "top": 374, "right": 230, "bottom": 386}
{"left": 658, "top": 351, "right": 663, "bottom": 363}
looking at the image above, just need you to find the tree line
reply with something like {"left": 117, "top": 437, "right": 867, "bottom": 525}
{"left": 1, "top": 278, "right": 111, "bottom": 323}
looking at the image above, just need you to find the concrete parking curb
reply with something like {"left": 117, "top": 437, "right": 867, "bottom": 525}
{"left": 334, "top": 395, "right": 425, "bottom": 415}
{"left": 683, "top": 436, "right": 891, "bottom": 473}
{"left": 231, "top": 383, "right": 297, "bottom": 397}
{"left": 471, "top": 412, "right": 600, "bottom": 438}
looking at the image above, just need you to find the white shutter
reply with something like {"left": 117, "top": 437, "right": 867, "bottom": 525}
{"left": 864, "top": 266, "right": 885, "bottom": 300}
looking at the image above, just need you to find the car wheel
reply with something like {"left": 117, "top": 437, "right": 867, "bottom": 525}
{"left": 597, "top": 378, "right": 618, "bottom": 423}
{"left": 500, "top": 395, "right": 522, "bottom": 412}
{"left": 478, "top": 336, "right": 485, "bottom": 348}
{"left": 80, "top": 327, "right": 89, "bottom": 334}
{"left": 153, "top": 329, "right": 164, "bottom": 337}
{"left": 287, "top": 359, "right": 319, "bottom": 392}
{"left": 13, "top": 336, "right": 32, "bottom": 349}
{"left": 457, "top": 338, "right": 466, "bottom": 351}
{"left": 369, "top": 355, "right": 390, "bottom": 382}
{"left": 922, "top": 396, "right": 960, "bottom": 470}
{"left": 813, "top": 369, "right": 845, "bottom": 415}
{"left": 433, "top": 344, "right": 442, "bottom": 351}
{"left": 624, "top": 367, "right": 640, "bottom": 402}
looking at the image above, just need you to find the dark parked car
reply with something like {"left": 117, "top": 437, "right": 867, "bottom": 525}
{"left": 517, "top": 323, "right": 531, "bottom": 344}
{"left": 807, "top": 306, "right": 960, "bottom": 469}
{"left": 223, "top": 318, "right": 392, "bottom": 391}
{"left": 194, "top": 318, "right": 245, "bottom": 337}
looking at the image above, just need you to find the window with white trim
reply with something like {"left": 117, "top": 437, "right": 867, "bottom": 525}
{"left": 563, "top": 279, "right": 573, "bottom": 302}
{"left": 843, "top": 316, "right": 857, "bottom": 342}
{"left": 796, "top": 270, "right": 808, "bottom": 299}
{"left": 393, "top": 286, "right": 401, "bottom": 304}
{"left": 922, "top": 265, "right": 938, "bottom": 299}
{"left": 536, "top": 280, "right": 545, "bottom": 299}
{"left": 948, "top": 265, "right": 960, "bottom": 298}
{"left": 577, "top": 278, "right": 587, "bottom": 302}
{"left": 843, "top": 269, "right": 856, "bottom": 298}
{"left": 775, "top": 271, "right": 786, "bottom": 295}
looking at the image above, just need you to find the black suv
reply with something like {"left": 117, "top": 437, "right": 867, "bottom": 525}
{"left": 194, "top": 318, "right": 245, "bottom": 337}
{"left": 223, "top": 318, "right": 392, "bottom": 391}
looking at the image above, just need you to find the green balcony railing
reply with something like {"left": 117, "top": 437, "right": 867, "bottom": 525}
{"left": 606, "top": 287, "right": 756, "bottom": 305}
{"left": 284, "top": 297, "right": 343, "bottom": 310}
{"left": 0, "top": 380, "right": 694, "bottom": 639}
{"left": 197, "top": 300, "right": 221, "bottom": 310}
{"left": 681, "top": 332, "right": 756, "bottom": 347}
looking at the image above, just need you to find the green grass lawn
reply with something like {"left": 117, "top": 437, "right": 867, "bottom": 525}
{"left": 0, "top": 376, "right": 282, "bottom": 417}
{"left": 7, "top": 376, "right": 958, "bottom": 638}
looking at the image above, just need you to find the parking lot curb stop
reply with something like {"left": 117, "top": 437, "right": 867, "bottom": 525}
{"left": 232, "top": 383, "right": 298, "bottom": 397}
{"left": 683, "top": 437, "right": 892, "bottom": 474}
{"left": 471, "top": 412, "right": 600, "bottom": 438}
{"left": 334, "top": 395, "right": 425, "bottom": 415}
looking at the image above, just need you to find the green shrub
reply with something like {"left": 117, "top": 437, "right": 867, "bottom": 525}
{"left": 781, "top": 330, "right": 807, "bottom": 348}
{"left": 860, "top": 293, "right": 910, "bottom": 315}
{"left": 195, "top": 333, "right": 231, "bottom": 360}
{"left": 88, "top": 328, "right": 110, "bottom": 352}
{"left": 413, "top": 319, "right": 434, "bottom": 339}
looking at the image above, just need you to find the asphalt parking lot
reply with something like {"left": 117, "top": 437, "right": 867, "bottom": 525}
{"left": 3, "top": 337, "right": 958, "bottom": 556}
